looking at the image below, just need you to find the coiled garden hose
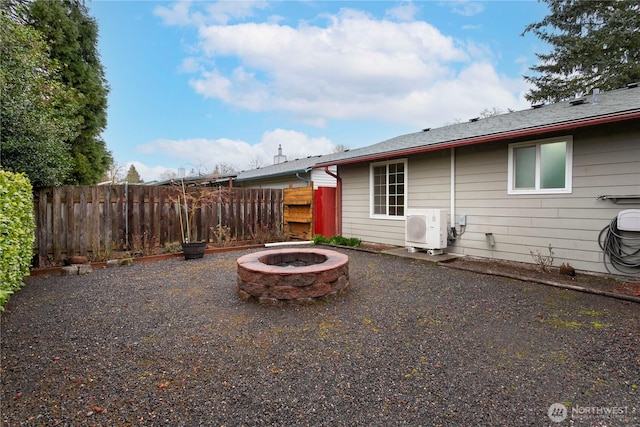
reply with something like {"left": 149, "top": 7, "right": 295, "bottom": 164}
{"left": 598, "top": 216, "right": 640, "bottom": 275}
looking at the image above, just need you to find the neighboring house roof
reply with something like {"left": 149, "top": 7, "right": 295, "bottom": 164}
{"left": 316, "top": 84, "right": 640, "bottom": 167}
{"left": 235, "top": 152, "right": 343, "bottom": 182}
{"left": 150, "top": 172, "right": 237, "bottom": 186}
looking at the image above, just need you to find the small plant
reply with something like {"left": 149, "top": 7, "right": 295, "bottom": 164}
{"left": 558, "top": 262, "right": 576, "bottom": 277}
{"left": 131, "top": 232, "right": 156, "bottom": 257}
{"left": 249, "top": 224, "right": 284, "bottom": 244}
{"left": 529, "top": 244, "right": 554, "bottom": 272}
{"left": 91, "top": 245, "right": 113, "bottom": 262}
{"left": 211, "top": 224, "right": 234, "bottom": 246}
{"left": 312, "top": 234, "right": 361, "bottom": 247}
{"left": 168, "top": 180, "right": 229, "bottom": 244}
{"left": 163, "top": 241, "right": 183, "bottom": 254}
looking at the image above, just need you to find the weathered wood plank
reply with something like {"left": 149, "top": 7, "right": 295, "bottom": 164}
{"left": 78, "top": 187, "right": 88, "bottom": 256}
{"left": 33, "top": 185, "right": 285, "bottom": 262}
{"left": 37, "top": 189, "right": 48, "bottom": 264}
{"left": 91, "top": 186, "right": 100, "bottom": 256}
{"left": 103, "top": 186, "right": 112, "bottom": 253}
{"left": 52, "top": 188, "right": 63, "bottom": 261}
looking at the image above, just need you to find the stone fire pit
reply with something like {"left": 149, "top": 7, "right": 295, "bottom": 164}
{"left": 237, "top": 248, "right": 349, "bottom": 306}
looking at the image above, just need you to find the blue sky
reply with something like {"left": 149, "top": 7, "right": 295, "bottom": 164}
{"left": 88, "top": 0, "right": 549, "bottom": 182}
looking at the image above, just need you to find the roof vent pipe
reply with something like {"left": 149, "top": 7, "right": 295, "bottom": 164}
{"left": 592, "top": 88, "right": 600, "bottom": 104}
{"left": 273, "top": 144, "right": 287, "bottom": 165}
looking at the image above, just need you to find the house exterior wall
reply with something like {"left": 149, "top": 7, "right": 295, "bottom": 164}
{"left": 339, "top": 121, "right": 640, "bottom": 275}
{"left": 340, "top": 151, "right": 452, "bottom": 245}
{"left": 311, "top": 166, "right": 337, "bottom": 188}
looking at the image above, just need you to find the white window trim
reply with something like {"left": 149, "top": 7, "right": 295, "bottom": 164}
{"left": 507, "top": 136, "right": 573, "bottom": 195}
{"left": 369, "top": 158, "right": 408, "bottom": 219}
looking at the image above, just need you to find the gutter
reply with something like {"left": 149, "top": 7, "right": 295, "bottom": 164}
{"left": 323, "top": 166, "right": 342, "bottom": 235}
{"left": 315, "top": 111, "right": 640, "bottom": 168}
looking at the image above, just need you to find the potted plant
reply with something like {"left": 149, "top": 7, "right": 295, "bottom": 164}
{"left": 173, "top": 179, "right": 212, "bottom": 259}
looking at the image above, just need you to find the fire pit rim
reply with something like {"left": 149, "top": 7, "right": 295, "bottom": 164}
{"left": 237, "top": 248, "right": 348, "bottom": 275}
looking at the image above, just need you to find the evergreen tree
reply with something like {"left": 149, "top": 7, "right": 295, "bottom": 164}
{"left": 523, "top": 0, "right": 640, "bottom": 103}
{"left": 27, "top": 0, "right": 112, "bottom": 184}
{"left": 125, "top": 165, "right": 143, "bottom": 183}
{"left": 0, "top": 5, "right": 80, "bottom": 187}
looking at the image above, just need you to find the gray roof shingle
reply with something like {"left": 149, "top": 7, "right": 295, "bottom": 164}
{"left": 235, "top": 151, "right": 343, "bottom": 182}
{"left": 317, "top": 84, "right": 640, "bottom": 166}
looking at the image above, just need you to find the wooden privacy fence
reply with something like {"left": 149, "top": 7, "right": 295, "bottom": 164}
{"left": 33, "top": 185, "right": 283, "bottom": 265}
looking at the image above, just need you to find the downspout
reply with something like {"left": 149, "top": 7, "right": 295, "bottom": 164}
{"left": 450, "top": 148, "right": 456, "bottom": 241}
{"left": 323, "top": 166, "right": 342, "bottom": 235}
{"left": 295, "top": 168, "right": 312, "bottom": 186}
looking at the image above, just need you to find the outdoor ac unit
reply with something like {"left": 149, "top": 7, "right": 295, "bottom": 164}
{"left": 405, "top": 208, "right": 448, "bottom": 251}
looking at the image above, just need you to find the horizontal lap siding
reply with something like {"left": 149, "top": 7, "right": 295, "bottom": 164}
{"left": 340, "top": 164, "right": 404, "bottom": 245}
{"left": 407, "top": 151, "right": 451, "bottom": 210}
{"left": 339, "top": 121, "right": 640, "bottom": 275}
{"left": 311, "top": 166, "right": 337, "bottom": 188}
{"left": 340, "top": 154, "right": 452, "bottom": 247}
{"left": 452, "top": 125, "right": 640, "bottom": 274}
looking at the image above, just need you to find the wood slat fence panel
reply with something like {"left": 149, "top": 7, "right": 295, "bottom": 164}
{"left": 283, "top": 185, "right": 314, "bottom": 240}
{"left": 33, "top": 185, "right": 284, "bottom": 265}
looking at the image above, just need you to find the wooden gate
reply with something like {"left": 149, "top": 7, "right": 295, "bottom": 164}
{"left": 283, "top": 185, "right": 314, "bottom": 240}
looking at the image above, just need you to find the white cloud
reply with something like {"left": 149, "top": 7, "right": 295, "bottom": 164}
{"left": 127, "top": 162, "right": 176, "bottom": 184}
{"left": 385, "top": 1, "right": 419, "bottom": 22}
{"left": 180, "top": 57, "right": 203, "bottom": 73}
{"left": 134, "top": 129, "right": 335, "bottom": 181}
{"left": 203, "top": 1, "right": 269, "bottom": 25}
{"left": 184, "top": 7, "right": 498, "bottom": 127}
{"left": 156, "top": 2, "right": 534, "bottom": 140}
{"left": 154, "top": 0, "right": 269, "bottom": 26}
{"left": 154, "top": 1, "right": 194, "bottom": 26}
{"left": 447, "top": 1, "right": 484, "bottom": 17}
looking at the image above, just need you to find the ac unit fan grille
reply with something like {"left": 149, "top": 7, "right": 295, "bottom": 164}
{"left": 406, "top": 215, "right": 427, "bottom": 243}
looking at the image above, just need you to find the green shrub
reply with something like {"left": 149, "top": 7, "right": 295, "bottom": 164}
{"left": 312, "top": 234, "right": 361, "bottom": 247}
{"left": 0, "top": 171, "right": 35, "bottom": 310}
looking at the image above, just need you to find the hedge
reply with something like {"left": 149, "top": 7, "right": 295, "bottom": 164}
{"left": 0, "top": 171, "right": 35, "bottom": 310}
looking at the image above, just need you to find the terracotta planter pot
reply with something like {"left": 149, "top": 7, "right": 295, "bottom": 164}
{"left": 181, "top": 242, "right": 207, "bottom": 260}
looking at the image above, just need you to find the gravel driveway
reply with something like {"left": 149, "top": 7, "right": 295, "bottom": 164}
{"left": 2, "top": 247, "right": 638, "bottom": 426}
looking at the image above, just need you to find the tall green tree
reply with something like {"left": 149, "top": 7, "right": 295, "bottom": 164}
{"left": 27, "top": 0, "right": 111, "bottom": 184}
{"left": 0, "top": 5, "right": 80, "bottom": 187}
{"left": 125, "top": 164, "right": 143, "bottom": 183}
{"left": 523, "top": 0, "right": 640, "bottom": 103}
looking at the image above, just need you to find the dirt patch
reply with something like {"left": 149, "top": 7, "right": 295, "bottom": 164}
{"left": 358, "top": 242, "right": 399, "bottom": 252}
{"left": 446, "top": 256, "right": 640, "bottom": 298}
{"left": 357, "top": 242, "right": 640, "bottom": 298}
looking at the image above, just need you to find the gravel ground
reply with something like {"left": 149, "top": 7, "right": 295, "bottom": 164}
{"left": 1, "top": 247, "right": 639, "bottom": 426}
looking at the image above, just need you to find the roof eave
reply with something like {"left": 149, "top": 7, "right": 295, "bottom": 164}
{"left": 236, "top": 167, "right": 312, "bottom": 183}
{"left": 314, "top": 110, "right": 640, "bottom": 168}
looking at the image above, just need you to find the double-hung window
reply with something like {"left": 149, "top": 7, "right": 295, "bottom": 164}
{"left": 508, "top": 137, "right": 572, "bottom": 194}
{"left": 370, "top": 159, "right": 407, "bottom": 218}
